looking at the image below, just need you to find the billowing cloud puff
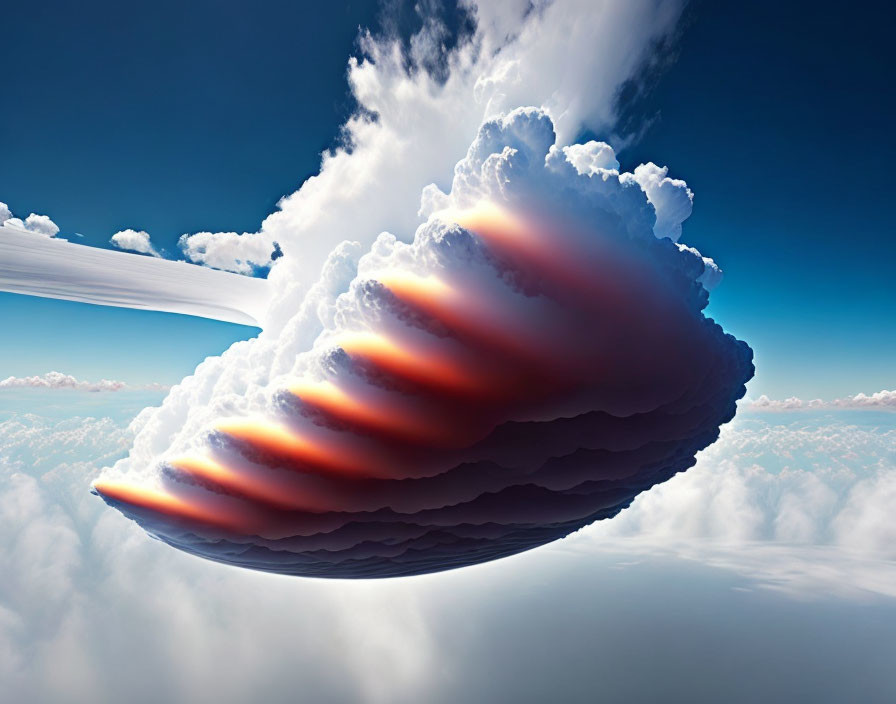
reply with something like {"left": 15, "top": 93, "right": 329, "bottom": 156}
{"left": 0, "top": 201, "right": 60, "bottom": 237}
{"left": 625, "top": 163, "right": 694, "bottom": 242}
{"left": 110, "top": 229, "right": 160, "bottom": 257}
{"left": 94, "top": 109, "right": 753, "bottom": 578}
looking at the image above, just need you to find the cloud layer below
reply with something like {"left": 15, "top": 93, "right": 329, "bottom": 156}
{"left": 2, "top": 406, "right": 895, "bottom": 703}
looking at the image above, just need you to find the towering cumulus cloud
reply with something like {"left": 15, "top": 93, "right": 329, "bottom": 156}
{"left": 94, "top": 110, "right": 753, "bottom": 577}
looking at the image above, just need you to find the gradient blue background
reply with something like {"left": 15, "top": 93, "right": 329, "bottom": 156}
{"left": 1, "top": 0, "right": 892, "bottom": 397}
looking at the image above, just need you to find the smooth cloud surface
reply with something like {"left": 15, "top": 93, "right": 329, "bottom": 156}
{"left": 95, "top": 109, "right": 753, "bottom": 577}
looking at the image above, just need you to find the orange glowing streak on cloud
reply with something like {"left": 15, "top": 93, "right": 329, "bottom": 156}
{"left": 377, "top": 271, "right": 535, "bottom": 360}
{"left": 168, "top": 457, "right": 318, "bottom": 511}
{"left": 93, "top": 479, "right": 251, "bottom": 532}
{"left": 288, "top": 379, "right": 449, "bottom": 444}
{"left": 441, "top": 202, "right": 599, "bottom": 296}
{"left": 215, "top": 419, "right": 391, "bottom": 478}
{"left": 337, "top": 331, "right": 484, "bottom": 395}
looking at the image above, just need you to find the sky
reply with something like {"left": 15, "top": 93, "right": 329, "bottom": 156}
{"left": 1, "top": 0, "right": 892, "bottom": 398}
{"left": 1, "top": 2, "right": 895, "bottom": 702}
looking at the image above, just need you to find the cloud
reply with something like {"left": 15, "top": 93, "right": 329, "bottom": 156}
{"left": 0, "top": 224, "right": 271, "bottom": 326}
{"left": 0, "top": 372, "right": 168, "bottom": 393}
{"left": 95, "top": 108, "right": 752, "bottom": 577}
{"left": 110, "top": 229, "right": 160, "bottom": 257}
{"left": 746, "top": 390, "right": 896, "bottom": 411}
{"left": 0, "top": 201, "right": 59, "bottom": 237}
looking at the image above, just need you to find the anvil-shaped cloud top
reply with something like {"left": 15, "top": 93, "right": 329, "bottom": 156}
{"left": 94, "top": 109, "right": 753, "bottom": 578}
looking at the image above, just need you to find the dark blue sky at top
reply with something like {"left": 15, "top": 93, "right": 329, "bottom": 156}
{"left": 0, "top": 0, "right": 892, "bottom": 396}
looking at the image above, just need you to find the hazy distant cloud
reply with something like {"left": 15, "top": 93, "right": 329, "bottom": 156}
{"left": 593, "top": 419, "right": 894, "bottom": 542}
{"left": 746, "top": 389, "right": 896, "bottom": 411}
{"left": 0, "top": 201, "right": 60, "bottom": 237}
{"left": 0, "top": 372, "right": 168, "bottom": 393}
{"left": 110, "top": 229, "right": 160, "bottom": 257}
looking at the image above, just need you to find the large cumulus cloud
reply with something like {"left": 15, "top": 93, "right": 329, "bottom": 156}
{"left": 95, "top": 109, "right": 753, "bottom": 577}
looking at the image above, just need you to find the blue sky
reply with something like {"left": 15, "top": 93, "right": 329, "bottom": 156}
{"left": 0, "top": 0, "right": 892, "bottom": 397}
